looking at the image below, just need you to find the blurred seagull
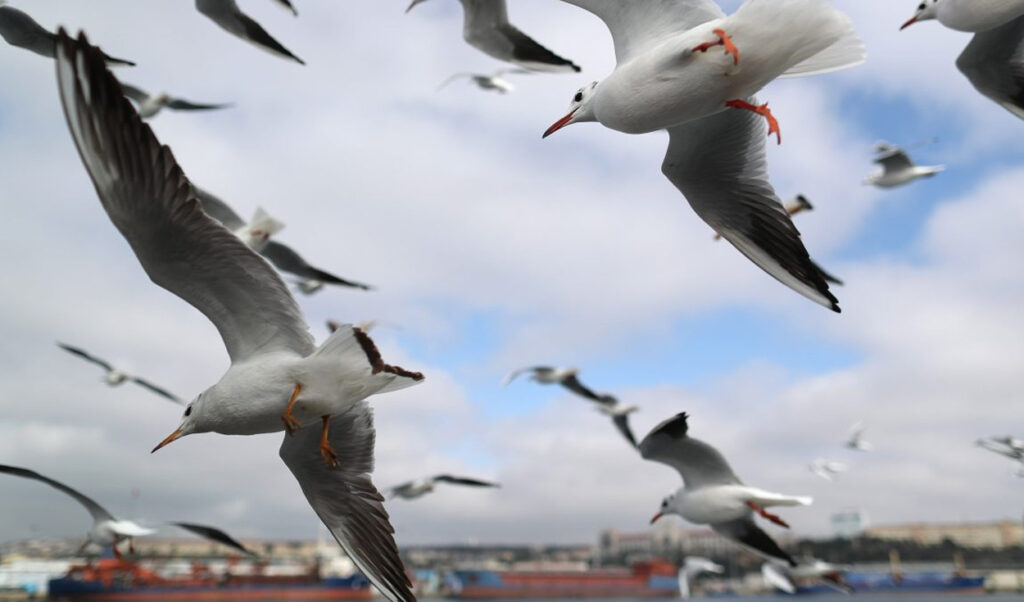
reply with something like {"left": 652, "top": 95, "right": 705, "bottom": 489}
{"left": 121, "top": 83, "right": 232, "bottom": 119}
{"left": 845, "top": 421, "right": 873, "bottom": 451}
{"left": 387, "top": 475, "right": 500, "bottom": 500}
{"left": 503, "top": 366, "right": 605, "bottom": 401}
{"left": 976, "top": 435, "right": 1024, "bottom": 460}
{"left": 406, "top": 0, "right": 580, "bottom": 73}
{"left": 763, "top": 558, "right": 852, "bottom": 595}
{"left": 900, "top": 0, "right": 1024, "bottom": 32}
{"left": 57, "top": 342, "right": 183, "bottom": 405}
{"left": 195, "top": 0, "right": 304, "bottom": 64}
{"left": 195, "top": 187, "right": 373, "bottom": 291}
{"left": 591, "top": 395, "right": 640, "bottom": 449}
{"left": 863, "top": 142, "right": 945, "bottom": 188}
{"left": 0, "top": 3, "right": 133, "bottom": 65}
{"left": 0, "top": 465, "right": 253, "bottom": 558}
{"left": 808, "top": 458, "right": 848, "bottom": 481}
{"left": 643, "top": 413, "right": 811, "bottom": 567}
{"left": 438, "top": 68, "right": 530, "bottom": 94}
{"left": 679, "top": 557, "right": 724, "bottom": 599}
{"left": 56, "top": 31, "right": 420, "bottom": 602}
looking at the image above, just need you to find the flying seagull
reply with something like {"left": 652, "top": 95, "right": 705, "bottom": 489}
{"left": 438, "top": 68, "right": 530, "bottom": 94}
{"left": 808, "top": 459, "right": 848, "bottom": 481}
{"left": 863, "top": 141, "right": 945, "bottom": 188}
{"left": 503, "top": 366, "right": 605, "bottom": 402}
{"left": 406, "top": 0, "right": 580, "bottom": 73}
{"left": 194, "top": 187, "right": 373, "bottom": 291}
{"left": 643, "top": 413, "right": 811, "bottom": 567}
{"left": 57, "top": 342, "right": 183, "bottom": 405}
{"left": 679, "top": 557, "right": 724, "bottom": 599}
{"left": 0, "top": 464, "right": 254, "bottom": 558}
{"left": 844, "top": 421, "right": 873, "bottom": 451}
{"left": 763, "top": 558, "right": 852, "bottom": 595}
{"left": 55, "top": 31, "right": 420, "bottom": 602}
{"left": 195, "top": 0, "right": 304, "bottom": 64}
{"left": 387, "top": 475, "right": 500, "bottom": 500}
{"left": 120, "top": 83, "right": 232, "bottom": 120}
{"left": 0, "top": 3, "right": 133, "bottom": 65}
{"left": 588, "top": 394, "right": 640, "bottom": 449}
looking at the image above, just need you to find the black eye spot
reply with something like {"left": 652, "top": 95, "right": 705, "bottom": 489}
{"left": 574, "top": 92, "right": 583, "bottom": 103}
{"left": 184, "top": 406, "right": 192, "bottom": 417}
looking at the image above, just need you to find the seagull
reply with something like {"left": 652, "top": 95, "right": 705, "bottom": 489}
{"left": 438, "top": 68, "right": 530, "bottom": 94}
{"left": 195, "top": 0, "right": 304, "bottom": 64}
{"left": 976, "top": 435, "right": 1024, "bottom": 460}
{"left": 0, "top": 465, "right": 254, "bottom": 559}
{"left": 863, "top": 141, "right": 945, "bottom": 188}
{"left": 679, "top": 557, "right": 724, "bottom": 599}
{"left": 900, "top": 0, "right": 1024, "bottom": 32}
{"left": 844, "top": 421, "right": 873, "bottom": 451}
{"left": 589, "top": 395, "right": 640, "bottom": 449}
{"left": 808, "top": 459, "right": 848, "bottom": 481}
{"left": 0, "top": 2, "right": 133, "bottom": 65}
{"left": 956, "top": 16, "right": 1024, "bottom": 121}
{"left": 195, "top": 187, "right": 373, "bottom": 291}
{"left": 503, "top": 366, "right": 606, "bottom": 401}
{"left": 642, "top": 413, "right": 811, "bottom": 567}
{"left": 386, "top": 475, "right": 500, "bottom": 500}
{"left": 120, "top": 83, "right": 232, "bottom": 120}
{"left": 56, "top": 31, "right": 420, "bottom": 602}
{"left": 763, "top": 558, "right": 852, "bottom": 595}
{"left": 406, "top": 0, "right": 580, "bottom": 73}
{"left": 57, "top": 342, "right": 183, "bottom": 405}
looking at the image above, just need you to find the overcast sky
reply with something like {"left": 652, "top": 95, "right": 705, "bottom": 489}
{"left": 1, "top": 0, "right": 1022, "bottom": 550}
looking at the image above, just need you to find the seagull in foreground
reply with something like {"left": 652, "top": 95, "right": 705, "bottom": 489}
{"left": 406, "top": 0, "right": 580, "bottom": 73}
{"left": 120, "top": 83, "right": 232, "bottom": 120}
{"left": 543, "top": 1, "right": 863, "bottom": 312}
{"left": 0, "top": 2, "right": 133, "bottom": 65}
{"left": 195, "top": 187, "right": 373, "bottom": 291}
{"left": 438, "top": 68, "right": 530, "bottom": 94}
{"left": 57, "top": 342, "right": 183, "bottom": 405}
{"left": 762, "top": 558, "right": 852, "bottom": 595}
{"left": 901, "top": 0, "right": 1024, "bottom": 32}
{"left": 195, "top": 0, "right": 304, "bottom": 64}
{"left": 863, "top": 142, "right": 945, "bottom": 188}
{"left": 679, "top": 557, "right": 724, "bottom": 599}
{"left": 643, "top": 413, "right": 811, "bottom": 567}
{"left": 56, "top": 31, "right": 420, "bottom": 602}
{"left": 387, "top": 475, "right": 500, "bottom": 500}
{"left": 844, "top": 421, "right": 873, "bottom": 451}
{"left": 808, "top": 459, "right": 848, "bottom": 481}
{"left": 0, "top": 465, "right": 253, "bottom": 559}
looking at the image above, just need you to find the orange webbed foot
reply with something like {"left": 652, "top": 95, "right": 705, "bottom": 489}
{"left": 692, "top": 28, "right": 739, "bottom": 65}
{"left": 726, "top": 99, "right": 781, "bottom": 144}
{"left": 319, "top": 415, "right": 339, "bottom": 468}
{"left": 281, "top": 383, "right": 303, "bottom": 436}
{"left": 747, "top": 501, "right": 791, "bottom": 529}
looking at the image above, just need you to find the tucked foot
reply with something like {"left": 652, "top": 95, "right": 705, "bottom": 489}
{"left": 319, "top": 415, "right": 339, "bottom": 468}
{"left": 747, "top": 501, "right": 791, "bottom": 529}
{"left": 726, "top": 99, "right": 781, "bottom": 144}
{"left": 129, "top": 538, "right": 135, "bottom": 554}
{"left": 112, "top": 537, "right": 123, "bottom": 560}
{"left": 692, "top": 28, "right": 739, "bottom": 65}
{"left": 281, "top": 383, "right": 304, "bottom": 436}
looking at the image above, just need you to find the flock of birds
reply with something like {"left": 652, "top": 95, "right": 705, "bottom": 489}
{"left": 1, "top": 1, "right": 1022, "bottom": 601}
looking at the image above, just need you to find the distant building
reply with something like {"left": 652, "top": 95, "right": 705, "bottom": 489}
{"left": 865, "top": 520, "right": 1024, "bottom": 549}
{"left": 831, "top": 510, "right": 869, "bottom": 539}
{"left": 598, "top": 521, "right": 766, "bottom": 563}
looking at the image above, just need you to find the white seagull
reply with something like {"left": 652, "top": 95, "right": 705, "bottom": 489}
{"left": 0, "top": 465, "right": 254, "bottom": 559}
{"left": 808, "top": 458, "right": 848, "bottom": 481}
{"left": 195, "top": 0, "right": 304, "bottom": 64}
{"left": 0, "top": 2, "right": 133, "bottom": 65}
{"left": 844, "top": 421, "right": 873, "bottom": 451}
{"left": 406, "top": 0, "right": 580, "bottom": 73}
{"left": 386, "top": 475, "right": 500, "bottom": 500}
{"left": 643, "top": 413, "right": 811, "bottom": 567}
{"left": 901, "top": 0, "right": 1024, "bottom": 32}
{"left": 863, "top": 141, "right": 945, "bottom": 188}
{"left": 56, "top": 31, "right": 420, "bottom": 602}
{"left": 57, "top": 342, "right": 183, "bottom": 405}
{"left": 763, "top": 558, "right": 852, "bottom": 595}
{"left": 438, "top": 68, "right": 530, "bottom": 94}
{"left": 121, "top": 83, "right": 232, "bottom": 120}
{"left": 679, "top": 557, "right": 724, "bottom": 599}
{"left": 503, "top": 366, "right": 606, "bottom": 401}
{"left": 195, "top": 187, "right": 373, "bottom": 291}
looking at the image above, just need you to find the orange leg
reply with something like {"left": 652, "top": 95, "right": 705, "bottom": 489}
{"left": 692, "top": 28, "right": 739, "bottom": 65}
{"left": 281, "top": 384, "right": 303, "bottom": 435}
{"left": 129, "top": 538, "right": 135, "bottom": 554}
{"left": 726, "top": 99, "right": 781, "bottom": 145}
{"left": 319, "top": 415, "right": 339, "bottom": 468}
{"left": 747, "top": 501, "right": 790, "bottom": 529}
{"left": 112, "top": 536, "right": 123, "bottom": 560}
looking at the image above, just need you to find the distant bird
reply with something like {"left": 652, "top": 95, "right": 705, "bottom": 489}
{"left": 976, "top": 435, "right": 1024, "bottom": 460}
{"left": 195, "top": 0, "right": 304, "bottom": 64}
{"left": 57, "top": 342, "right": 183, "bottom": 405}
{"left": 762, "top": 558, "right": 852, "bottom": 595}
{"left": 195, "top": 187, "right": 373, "bottom": 291}
{"left": 679, "top": 557, "right": 724, "bottom": 599}
{"left": 808, "top": 459, "right": 848, "bottom": 481}
{"left": 863, "top": 142, "right": 945, "bottom": 188}
{"left": 503, "top": 366, "right": 605, "bottom": 401}
{"left": 643, "top": 413, "right": 810, "bottom": 567}
{"left": 56, "top": 31, "right": 419, "bottom": 601}
{"left": 120, "top": 83, "right": 232, "bottom": 119}
{"left": 438, "top": 68, "right": 530, "bottom": 94}
{"left": 844, "top": 421, "right": 873, "bottom": 451}
{"left": 589, "top": 395, "right": 640, "bottom": 449}
{"left": 0, "top": 465, "right": 253, "bottom": 558}
{"left": 0, "top": 3, "right": 133, "bottom": 65}
{"left": 406, "top": 0, "right": 580, "bottom": 73}
{"left": 387, "top": 475, "right": 500, "bottom": 500}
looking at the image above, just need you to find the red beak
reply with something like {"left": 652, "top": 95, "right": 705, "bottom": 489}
{"left": 900, "top": 16, "right": 918, "bottom": 30}
{"left": 151, "top": 427, "right": 183, "bottom": 453}
{"left": 543, "top": 110, "right": 576, "bottom": 139}
{"left": 650, "top": 512, "right": 663, "bottom": 525}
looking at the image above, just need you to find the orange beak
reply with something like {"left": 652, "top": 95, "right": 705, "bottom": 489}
{"left": 900, "top": 16, "right": 918, "bottom": 30}
{"left": 543, "top": 110, "right": 576, "bottom": 138}
{"left": 151, "top": 428, "right": 183, "bottom": 453}
{"left": 650, "top": 512, "right": 663, "bottom": 525}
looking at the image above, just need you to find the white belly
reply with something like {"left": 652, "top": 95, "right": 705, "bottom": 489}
{"left": 679, "top": 486, "right": 752, "bottom": 525}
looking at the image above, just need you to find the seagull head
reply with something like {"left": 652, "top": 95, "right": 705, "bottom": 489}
{"left": 901, "top": 0, "right": 939, "bottom": 30}
{"left": 543, "top": 82, "right": 599, "bottom": 138}
{"left": 152, "top": 396, "right": 205, "bottom": 453}
{"left": 650, "top": 492, "right": 678, "bottom": 524}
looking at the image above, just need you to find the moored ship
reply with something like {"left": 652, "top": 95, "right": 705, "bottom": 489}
{"left": 447, "top": 559, "right": 679, "bottom": 598}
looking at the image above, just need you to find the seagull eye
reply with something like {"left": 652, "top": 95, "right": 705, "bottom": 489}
{"left": 574, "top": 92, "right": 583, "bottom": 103}
{"left": 184, "top": 406, "right": 192, "bottom": 417}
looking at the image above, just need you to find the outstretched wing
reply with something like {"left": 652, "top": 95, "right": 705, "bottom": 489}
{"left": 639, "top": 413, "right": 741, "bottom": 489}
{"left": 501, "top": 366, "right": 548, "bottom": 386}
{"left": 432, "top": 475, "right": 500, "bottom": 488}
{"left": 612, "top": 414, "right": 638, "bottom": 448}
{"left": 170, "top": 522, "right": 256, "bottom": 556}
{"left": 0, "top": 464, "right": 115, "bottom": 524}
{"left": 261, "top": 242, "right": 373, "bottom": 290}
{"left": 957, "top": 16, "right": 1024, "bottom": 121}
{"left": 195, "top": 0, "right": 304, "bottom": 65}
{"left": 56, "top": 342, "right": 115, "bottom": 372}
{"left": 130, "top": 377, "right": 185, "bottom": 405}
{"left": 714, "top": 518, "right": 796, "bottom": 567}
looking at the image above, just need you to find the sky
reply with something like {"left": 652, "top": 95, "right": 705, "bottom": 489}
{"left": 0, "top": 0, "right": 1023, "bottom": 550}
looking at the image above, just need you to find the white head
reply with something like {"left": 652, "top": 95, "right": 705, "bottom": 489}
{"left": 151, "top": 393, "right": 209, "bottom": 453}
{"left": 543, "top": 82, "right": 600, "bottom": 138}
{"left": 650, "top": 492, "right": 679, "bottom": 524}
{"left": 901, "top": 0, "right": 940, "bottom": 30}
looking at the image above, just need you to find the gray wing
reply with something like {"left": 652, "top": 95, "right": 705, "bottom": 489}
{"left": 261, "top": 242, "right": 373, "bottom": 290}
{"left": 0, "top": 5, "right": 57, "bottom": 57}
{"left": 166, "top": 97, "right": 233, "bottom": 112}
{"left": 612, "top": 414, "right": 638, "bottom": 448}
{"left": 558, "top": 0, "right": 723, "bottom": 63}
{"left": 874, "top": 148, "right": 913, "bottom": 172}
{"left": 119, "top": 83, "right": 150, "bottom": 104}
{"left": 0, "top": 464, "right": 115, "bottom": 524}
{"left": 810, "top": 260, "right": 843, "bottom": 286}
{"left": 713, "top": 518, "right": 796, "bottom": 567}
{"left": 497, "top": 23, "right": 581, "bottom": 73}
{"left": 560, "top": 374, "right": 603, "bottom": 401}
{"left": 458, "top": 0, "right": 578, "bottom": 72}
{"left": 170, "top": 522, "right": 256, "bottom": 556}
{"left": 56, "top": 342, "right": 114, "bottom": 372}
{"left": 279, "top": 405, "right": 414, "bottom": 602}
{"left": 432, "top": 475, "right": 500, "bottom": 488}
{"left": 195, "top": 0, "right": 304, "bottom": 65}
{"left": 501, "top": 366, "right": 550, "bottom": 386}
{"left": 56, "top": 31, "right": 314, "bottom": 363}
{"left": 639, "top": 413, "right": 742, "bottom": 489}
{"left": 663, "top": 106, "right": 839, "bottom": 312}
{"left": 193, "top": 187, "right": 245, "bottom": 231}
{"left": 272, "top": 0, "right": 298, "bottom": 16}
{"left": 957, "top": 16, "right": 1024, "bottom": 121}
{"left": 129, "top": 377, "right": 184, "bottom": 405}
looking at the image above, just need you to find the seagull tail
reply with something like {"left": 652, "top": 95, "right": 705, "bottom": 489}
{"left": 749, "top": 489, "right": 813, "bottom": 508}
